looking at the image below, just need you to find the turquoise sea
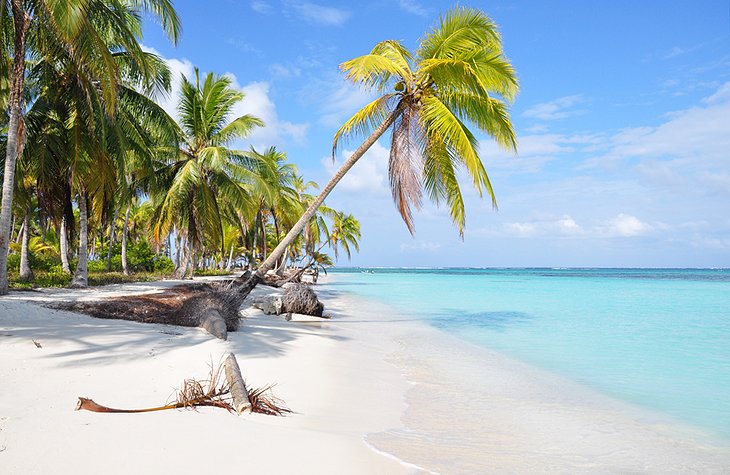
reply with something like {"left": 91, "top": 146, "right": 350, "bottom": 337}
{"left": 328, "top": 268, "right": 730, "bottom": 440}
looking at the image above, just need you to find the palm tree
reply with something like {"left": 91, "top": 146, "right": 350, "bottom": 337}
{"left": 245, "top": 146, "right": 300, "bottom": 267}
{"left": 0, "top": 0, "right": 181, "bottom": 293}
{"left": 150, "top": 69, "right": 263, "bottom": 279}
{"left": 251, "top": 7, "right": 517, "bottom": 281}
{"left": 328, "top": 212, "right": 361, "bottom": 261}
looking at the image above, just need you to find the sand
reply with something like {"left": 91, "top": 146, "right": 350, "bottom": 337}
{"left": 0, "top": 278, "right": 415, "bottom": 474}
{"left": 2, "top": 276, "right": 729, "bottom": 474}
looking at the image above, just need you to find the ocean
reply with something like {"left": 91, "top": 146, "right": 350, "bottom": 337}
{"left": 328, "top": 268, "right": 730, "bottom": 441}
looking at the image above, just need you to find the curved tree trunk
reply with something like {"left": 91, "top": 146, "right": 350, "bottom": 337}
{"left": 252, "top": 106, "right": 400, "bottom": 278}
{"left": 19, "top": 207, "right": 33, "bottom": 281}
{"left": 0, "top": 3, "right": 30, "bottom": 295}
{"left": 60, "top": 216, "right": 71, "bottom": 274}
{"left": 121, "top": 204, "right": 130, "bottom": 275}
{"left": 106, "top": 206, "right": 120, "bottom": 271}
{"left": 71, "top": 192, "right": 89, "bottom": 288}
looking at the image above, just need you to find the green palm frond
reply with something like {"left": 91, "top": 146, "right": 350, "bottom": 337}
{"left": 418, "top": 6, "right": 502, "bottom": 60}
{"left": 332, "top": 93, "right": 397, "bottom": 156}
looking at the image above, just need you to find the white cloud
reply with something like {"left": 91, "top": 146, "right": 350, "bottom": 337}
{"left": 479, "top": 132, "right": 604, "bottom": 175}
{"left": 597, "top": 214, "right": 653, "bottom": 237}
{"left": 317, "top": 79, "right": 375, "bottom": 128}
{"left": 224, "top": 77, "right": 309, "bottom": 147}
{"left": 503, "top": 222, "right": 537, "bottom": 237}
{"left": 475, "top": 214, "right": 656, "bottom": 240}
{"left": 398, "top": 0, "right": 428, "bottom": 16}
{"left": 400, "top": 241, "right": 441, "bottom": 252}
{"left": 284, "top": 1, "right": 350, "bottom": 26}
{"left": 269, "top": 63, "right": 301, "bottom": 79}
{"left": 139, "top": 46, "right": 309, "bottom": 149}
{"left": 703, "top": 82, "right": 730, "bottom": 104}
{"left": 592, "top": 82, "right": 730, "bottom": 169}
{"left": 321, "top": 141, "right": 390, "bottom": 195}
{"left": 522, "top": 94, "right": 585, "bottom": 121}
{"left": 557, "top": 215, "right": 582, "bottom": 233}
{"left": 250, "top": 1, "right": 272, "bottom": 14}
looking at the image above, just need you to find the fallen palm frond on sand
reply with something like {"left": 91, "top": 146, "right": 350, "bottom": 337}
{"left": 75, "top": 353, "right": 291, "bottom": 417}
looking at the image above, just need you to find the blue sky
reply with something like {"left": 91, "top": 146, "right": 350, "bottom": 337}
{"left": 142, "top": 1, "right": 730, "bottom": 267}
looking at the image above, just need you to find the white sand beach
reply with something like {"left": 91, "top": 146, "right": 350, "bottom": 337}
{"left": 0, "top": 278, "right": 414, "bottom": 474}
{"left": 2, "top": 276, "right": 729, "bottom": 474}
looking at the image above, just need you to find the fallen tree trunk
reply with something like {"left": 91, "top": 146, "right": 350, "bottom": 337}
{"left": 224, "top": 353, "right": 252, "bottom": 414}
{"left": 49, "top": 274, "right": 264, "bottom": 340}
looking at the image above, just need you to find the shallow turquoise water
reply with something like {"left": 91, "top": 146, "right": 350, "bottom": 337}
{"left": 329, "top": 268, "right": 730, "bottom": 439}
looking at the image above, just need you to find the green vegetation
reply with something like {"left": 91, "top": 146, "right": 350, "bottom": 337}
{"left": 0, "top": 5, "right": 516, "bottom": 293}
{"left": 0, "top": 1, "right": 362, "bottom": 293}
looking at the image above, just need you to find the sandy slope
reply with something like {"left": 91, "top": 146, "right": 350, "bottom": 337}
{"left": 0, "top": 279, "right": 414, "bottom": 474}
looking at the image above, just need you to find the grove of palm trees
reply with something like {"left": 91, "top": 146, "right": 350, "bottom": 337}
{"left": 0, "top": 1, "right": 367, "bottom": 295}
{"left": 0, "top": 3, "right": 516, "bottom": 332}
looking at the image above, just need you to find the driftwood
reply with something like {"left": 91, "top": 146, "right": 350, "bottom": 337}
{"left": 76, "top": 355, "right": 290, "bottom": 416}
{"left": 281, "top": 283, "right": 324, "bottom": 317}
{"left": 224, "top": 353, "right": 252, "bottom": 414}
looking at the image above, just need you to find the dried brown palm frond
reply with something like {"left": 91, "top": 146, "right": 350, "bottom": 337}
{"left": 76, "top": 358, "right": 291, "bottom": 417}
{"left": 248, "top": 384, "right": 292, "bottom": 416}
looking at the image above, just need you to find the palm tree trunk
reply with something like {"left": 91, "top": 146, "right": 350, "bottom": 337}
{"left": 255, "top": 107, "right": 400, "bottom": 276}
{"left": 106, "top": 206, "right": 120, "bottom": 271}
{"left": 175, "top": 231, "right": 181, "bottom": 269}
{"left": 259, "top": 211, "right": 267, "bottom": 262}
{"left": 19, "top": 207, "right": 33, "bottom": 281}
{"left": 15, "top": 216, "right": 25, "bottom": 243}
{"left": 71, "top": 192, "right": 89, "bottom": 288}
{"left": 60, "top": 216, "right": 71, "bottom": 274}
{"left": 188, "top": 237, "right": 196, "bottom": 279}
{"left": 0, "top": 3, "right": 30, "bottom": 295}
{"left": 173, "top": 236, "right": 189, "bottom": 279}
{"left": 226, "top": 242, "right": 235, "bottom": 271}
{"left": 121, "top": 204, "right": 130, "bottom": 275}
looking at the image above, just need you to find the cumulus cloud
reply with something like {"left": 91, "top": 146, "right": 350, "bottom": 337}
{"left": 522, "top": 94, "right": 585, "bottom": 121}
{"left": 140, "top": 46, "right": 308, "bottom": 149}
{"left": 596, "top": 214, "right": 653, "bottom": 237}
{"left": 224, "top": 77, "right": 309, "bottom": 147}
{"left": 321, "top": 141, "right": 390, "bottom": 195}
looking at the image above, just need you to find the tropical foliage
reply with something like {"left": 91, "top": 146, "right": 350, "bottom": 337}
{"left": 0, "top": 0, "right": 362, "bottom": 291}
{"left": 0, "top": 5, "right": 516, "bottom": 291}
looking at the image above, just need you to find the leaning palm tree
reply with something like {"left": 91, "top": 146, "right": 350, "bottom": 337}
{"left": 252, "top": 7, "right": 517, "bottom": 281}
{"left": 63, "top": 7, "right": 517, "bottom": 338}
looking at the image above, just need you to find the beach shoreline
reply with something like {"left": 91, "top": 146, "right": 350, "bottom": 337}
{"left": 2, "top": 275, "right": 729, "bottom": 474}
{"left": 322, "top": 274, "right": 730, "bottom": 474}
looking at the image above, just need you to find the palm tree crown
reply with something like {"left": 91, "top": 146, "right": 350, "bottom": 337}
{"left": 334, "top": 7, "right": 518, "bottom": 235}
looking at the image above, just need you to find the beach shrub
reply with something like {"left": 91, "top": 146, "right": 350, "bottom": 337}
{"left": 7, "top": 253, "right": 20, "bottom": 272}
{"left": 153, "top": 256, "right": 175, "bottom": 274}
